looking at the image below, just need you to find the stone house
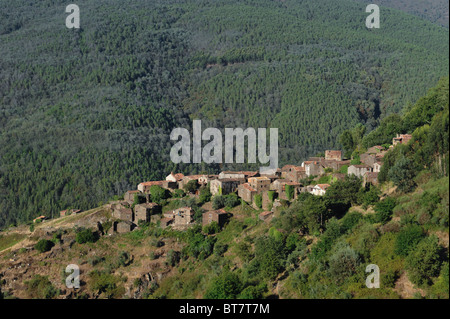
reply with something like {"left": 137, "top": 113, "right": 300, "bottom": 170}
{"left": 202, "top": 209, "right": 228, "bottom": 227}
{"left": 284, "top": 166, "right": 307, "bottom": 183}
{"left": 363, "top": 172, "right": 379, "bottom": 187}
{"left": 124, "top": 190, "right": 141, "bottom": 204}
{"left": 178, "top": 175, "right": 198, "bottom": 190}
{"left": 304, "top": 161, "right": 325, "bottom": 177}
{"left": 113, "top": 206, "right": 134, "bottom": 222}
{"left": 325, "top": 150, "right": 342, "bottom": 161}
{"left": 115, "top": 221, "right": 134, "bottom": 233}
{"left": 219, "top": 171, "right": 259, "bottom": 180}
{"left": 248, "top": 176, "right": 271, "bottom": 193}
{"left": 311, "top": 184, "right": 331, "bottom": 196}
{"left": 348, "top": 165, "right": 373, "bottom": 178}
{"left": 320, "top": 159, "right": 351, "bottom": 171}
{"left": 134, "top": 203, "right": 161, "bottom": 223}
{"left": 367, "top": 145, "right": 384, "bottom": 154}
{"left": 173, "top": 207, "right": 195, "bottom": 227}
{"left": 166, "top": 172, "right": 184, "bottom": 183}
{"left": 198, "top": 174, "right": 218, "bottom": 185}
{"left": 360, "top": 153, "right": 377, "bottom": 167}
{"left": 137, "top": 180, "right": 177, "bottom": 193}
{"left": 277, "top": 181, "right": 302, "bottom": 200}
{"left": 210, "top": 178, "right": 244, "bottom": 196}
{"left": 392, "top": 134, "right": 412, "bottom": 146}
{"left": 238, "top": 183, "right": 257, "bottom": 203}
{"left": 372, "top": 162, "right": 382, "bottom": 173}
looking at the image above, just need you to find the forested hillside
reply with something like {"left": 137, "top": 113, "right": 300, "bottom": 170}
{"left": 0, "top": 0, "right": 448, "bottom": 229}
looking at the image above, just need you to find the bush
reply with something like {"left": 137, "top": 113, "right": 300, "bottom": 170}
{"left": 388, "top": 156, "right": 417, "bottom": 193}
{"left": 395, "top": 224, "right": 425, "bottom": 257}
{"left": 214, "top": 243, "right": 228, "bottom": 257}
{"left": 25, "top": 275, "right": 58, "bottom": 299}
{"left": 89, "top": 271, "right": 125, "bottom": 298}
{"left": 224, "top": 193, "right": 240, "bottom": 208}
{"left": 203, "top": 221, "right": 220, "bottom": 235}
{"left": 166, "top": 249, "right": 180, "bottom": 267}
{"left": 199, "top": 186, "right": 212, "bottom": 204}
{"left": 75, "top": 228, "right": 97, "bottom": 244}
{"left": 212, "top": 195, "right": 225, "bottom": 210}
{"left": 254, "top": 194, "right": 262, "bottom": 209}
{"left": 406, "top": 236, "right": 445, "bottom": 286}
{"left": 374, "top": 197, "right": 396, "bottom": 224}
{"left": 204, "top": 271, "right": 242, "bottom": 299}
{"left": 238, "top": 283, "right": 267, "bottom": 299}
{"left": 173, "top": 189, "right": 186, "bottom": 198}
{"left": 362, "top": 185, "right": 380, "bottom": 206}
{"left": 328, "top": 246, "right": 360, "bottom": 283}
{"left": 341, "top": 212, "right": 363, "bottom": 233}
{"left": 184, "top": 180, "right": 199, "bottom": 194}
{"left": 35, "top": 239, "right": 54, "bottom": 253}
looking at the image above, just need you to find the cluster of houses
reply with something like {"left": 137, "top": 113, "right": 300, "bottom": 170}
{"left": 58, "top": 133, "right": 411, "bottom": 234}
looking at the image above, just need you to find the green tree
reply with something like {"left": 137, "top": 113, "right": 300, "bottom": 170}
{"left": 76, "top": 228, "right": 97, "bottom": 244}
{"left": 388, "top": 156, "right": 417, "bottom": 192}
{"left": 150, "top": 185, "right": 170, "bottom": 203}
{"left": 184, "top": 180, "right": 199, "bottom": 194}
{"left": 374, "top": 197, "right": 396, "bottom": 224}
{"left": 406, "top": 236, "right": 445, "bottom": 286}
{"left": 204, "top": 271, "right": 242, "bottom": 299}
{"left": 395, "top": 224, "right": 425, "bottom": 256}
{"left": 35, "top": 239, "right": 54, "bottom": 253}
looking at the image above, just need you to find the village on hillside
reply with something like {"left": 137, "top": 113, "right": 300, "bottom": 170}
{"left": 53, "top": 133, "right": 413, "bottom": 234}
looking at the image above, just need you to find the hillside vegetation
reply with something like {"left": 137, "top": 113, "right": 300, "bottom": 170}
{"left": 0, "top": 79, "right": 448, "bottom": 299}
{"left": 0, "top": 1, "right": 448, "bottom": 230}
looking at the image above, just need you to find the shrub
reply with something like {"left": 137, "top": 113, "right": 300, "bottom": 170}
{"left": 285, "top": 185, "right": 294, "bottom": 201}
{"left": 184, "top": 180, "right": 199, "bottom": 194}
{"left": 328, "top": 246, "right": 360, "bottom": 283}
{"left": 212, "top": 195, "right": 225, "bottom": 210}
{"left": 238, "top": 283, "right": 267, "bottom": 299}
{"left": 362, "top": 185, "right": 381, "bottom": 206}
{"left": 267, "top": 191, "right": 276, "bottom": 202}
{"left": 199, "top": 186, "right": 212, "bottom": 204}
{"left": 341, "top": 212, "right": 363, "bottom": 233}
{"left": 166, "top": 249, "right": 180, "bottom": 267}
{"left": 88, "top": 271, "right": 125, "bottom": 299}
{"left": 224, "top": 193, "right": 239, "bottom": 208}
{"left": 406, "top": 236, "right": 445, "bottom": 286}
{"left": 204, "top": 271, "right": 242, "bottom": 299}
{"left": 173, "top": 189, "right": 185, "bottom": 198}
{"left": 75, "top": 228, "right": 97, "bottom": 244}
{"left": 35, "top": 239, "right": 54, "bottom": 253}
{"left": 395, "top": 224, "right": 425, "bottom": 257}
{"left": 374, "top": 197, "right": 396, "bottom": 224}
{"left": 203, "top": 222, "right": 220, "bottom": 235}
{"left": 214, "top": 243, "right": 228, "bottom": 257}
{"left": 254, "top": 194, "right": 262, "bottom": 209}
{"left": 25, "top": 275, "right": 58, "bottom": 299}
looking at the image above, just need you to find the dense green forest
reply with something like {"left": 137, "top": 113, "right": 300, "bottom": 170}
{"left": 0, "top": 0, "right": 448, "bottom": 229}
